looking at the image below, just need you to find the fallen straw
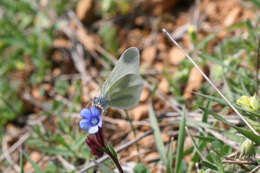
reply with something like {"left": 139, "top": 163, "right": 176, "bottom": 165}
{"left": 162, "top": 28, "right": 259, "bottom": 136}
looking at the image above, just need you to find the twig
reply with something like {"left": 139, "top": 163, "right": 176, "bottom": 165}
{"left": 2, "top": 135, "right": 20, "bottom": 172}
{"left": 222, "top": 160, "right": 256, "bottom": 165}
{"left": 22, "top": 92, "right": 52, "bottom": 114}
{"left": 57, "top": 155, "right": 76, "bottom": 171}
{"left": 205, "top": 128, "right": 240, "bottom": 150}
{"left": 0, "top": 132, "right": 30, "bottom": 162}
{"left": 192, "top": 0, "right": 200, "bottom": 29}
{"left": 162, "top": 28, "right": 259, "bottom": 136}
{"left": 77, "top": 130, "right": 153, "bottom": 173}
{"left": 249, "top": 165, "right": 260, "bottom": 173}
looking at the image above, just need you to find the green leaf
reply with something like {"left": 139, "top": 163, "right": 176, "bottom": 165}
{"left": 55, "top": 78, "right": 69, "bottom": 95}
{"left": 99, "top": 23, "right": 118, "bottom": 53}
{"left": 201, "top": 161, "right": 218, "bottom": 170}
{"left": 166, "top": 138, "right": 173, "bottom": 173}
{"left": 148, "top": 103, "right": 167, "bottom": 165}
{"left": 22, "top": 151, "right": 44, "bottom": 173}
{"left": 249, "top": 0, "right": 260, "bottom": 9}
{"left": 174, "top": 109, "right": 186, "bottom": 173}
{"left": 107, "top": 144, "right": 118, "bottom": 159}
{"left": 36, "top": 145, "right": 73, "bottom": 156}
{"left": 45, "top": 161, "right": 58, "bottom": 173}
{"left": 20, "top": 151, "right": 24, "bottom": 173}
{"left": 52, "top": 135, "right": 75, "bottom": 155}
{"left": 134, "top": 163, "right": 151, "bottom": 173}
{"left": 71, "top": 134, "right": 88, "bottom": 150}
{"left": 186, "top": 127, "right": 217, "bottom": 172}
{"left": 209, "top": 151, "right": 224, "bottom": 173}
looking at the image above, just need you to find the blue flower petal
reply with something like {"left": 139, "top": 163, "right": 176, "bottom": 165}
{"left": 90, "top": 106, "right": 100, "bottom": 117}
{"left": 79, "top": 119, "right": 88, "bottom": 130}
{"left": 98, "top": 117, "right": 102, "bottom": 127}
{"left": 88, "top": 126, "right": 99, "bottom": 134}
{"left": 80, "top": 108, "right": 91, "bottom": 119}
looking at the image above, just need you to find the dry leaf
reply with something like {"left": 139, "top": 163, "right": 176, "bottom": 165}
{"left": 154, "top": 63, "right": 164, "bottom": 71}
{"left": 144, "top": 152, "right": 160, "bottom": 162}
{"left": 77, "top": 28, "right": 96, "bottom": 52}
{"left": 224, "top": 7, "right": 241, "bottom": 26}
{"left": 183, "top": 136, "right": 193, "bottom": 163}
{"left": 169, "top": 47, "right": 185, "bottom": 65}
{"left": 140, "top": 88, "right": 150, "bottom": 102}
{"left": 76, "top": 0, "right": 94, "bottom": 22}
{"left": 161, "top": 133, "right": 169, "bottom": 143}
{"left": 129, "top": 104, "right": 148, "bottom": 121}
{"left": 6, "top": 124, "right": 21, "bottom": 138}
{"left": 138, "top": 135, "right": 154, "bottom": 147}
{"left": 32, "top": 87, "right": 45, "bottom": 101}
{"left": 158, "top": 78, "right": 169, "bottom": 93}
{"left": 141, "top": 46, "right": 157, "bottom": 65}
{"left": 53, "top": 38, "right": 71, "bottom": 48}
{"left": 183, "top": 67, "right": 203, "bottom": 99}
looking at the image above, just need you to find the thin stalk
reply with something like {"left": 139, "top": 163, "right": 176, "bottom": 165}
{"left": 105, "top": 149, "right": 124, "bottom": 173}
{"left": 162, "top": 28, "right": 259, "bottom": 136}
{"left": 256, "top": 38, "right": 260, "bottom": 97}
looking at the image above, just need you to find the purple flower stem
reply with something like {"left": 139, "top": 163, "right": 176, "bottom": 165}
{"left": 104, "top": 148, "right": 124, "bottom": 173}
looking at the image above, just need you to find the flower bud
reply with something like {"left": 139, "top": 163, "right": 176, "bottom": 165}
{"left": 85, "top": 127, "right": 106, "bottom": 158}
{"left": 188, "top": 25, "right": 197, "bottom": 44}
{"left": 240, "top": 139, "right": 255, "bottom": 158}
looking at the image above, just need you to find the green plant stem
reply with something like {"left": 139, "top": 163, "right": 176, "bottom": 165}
{"left": 105, "top": 148, "right": 124, "bottom": 173}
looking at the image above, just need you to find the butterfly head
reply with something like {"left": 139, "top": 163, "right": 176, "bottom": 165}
{"left": 93, "top": 94, "right": 108, "bottom": 110}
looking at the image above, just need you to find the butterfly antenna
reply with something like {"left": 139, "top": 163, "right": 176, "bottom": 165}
{"left": 162, "top": 28, "right": 259, "bottom": 136}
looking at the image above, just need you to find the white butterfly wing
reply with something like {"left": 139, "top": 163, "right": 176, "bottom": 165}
{"left": 104, "top": 74, "right": 143, "bottom": 109}
{"left": 101, "top": 47, "right": 140, "bottom": 96}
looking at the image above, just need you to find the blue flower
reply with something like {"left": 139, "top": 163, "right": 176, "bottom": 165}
{"left": 79, "top": 106, "right": 102, "bottom": 134}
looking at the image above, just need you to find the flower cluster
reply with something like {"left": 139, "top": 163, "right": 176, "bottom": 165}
{"left": 236, "top": 94, "right": 259, "bottom": 112}
{"left": 79, "top": 106, "right": 102, "bottom": 134}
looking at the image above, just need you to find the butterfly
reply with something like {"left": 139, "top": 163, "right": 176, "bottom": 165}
{"left": 93, "top": 47, "right": 144, "bottom": 110}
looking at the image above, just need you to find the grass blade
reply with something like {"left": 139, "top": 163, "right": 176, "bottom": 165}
{"left": 22, "top": 151, "right": 44, "bottom": 173}
{"left": 166, "top": 138, "right": 173, "bottom": 173}
{"left": 148, "top": 102, "right": 167, "bottom": 165}
{"left": 174, "top": 109, "right": 186, "bottom": 173}
{"left": 20, "top": 151, "right": 24, "bottom": 173}
{"left": 186, "top": 127, "right": 217, "bottom": 171}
